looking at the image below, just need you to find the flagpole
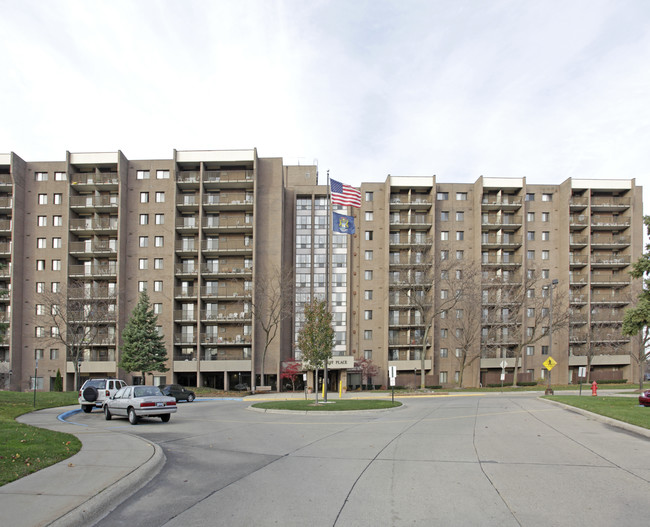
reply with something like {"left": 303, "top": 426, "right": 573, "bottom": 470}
{"left": 325, "top": 170, "right": 331, "bottom": 402}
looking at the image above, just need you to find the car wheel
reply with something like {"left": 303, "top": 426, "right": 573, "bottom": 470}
{"left": 104, "top": 405, "right": 112, "bottom": 421}
{"left": 128, "top": 407, "right": 139, "bottom": 425}
{"left": 160, "top": 413, "right": 171, "bottom": 422}
{"left": 83, "top": 386, "right": 99, "bottom": 402}
{"left": 187, "top": 393, "right": 195, "bottom": 402}
{"left": 81, "top": 405, "right": 93, "bottom": 413}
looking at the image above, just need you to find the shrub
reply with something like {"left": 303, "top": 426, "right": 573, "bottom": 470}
{"left": 53, "top": 369, "right": 63, "bottom": 392}
{"left": 592, "top": 379, "right": 627, "bottom": 384}
{"left": 517, "top": 381, "right": 538, "bottom": 387}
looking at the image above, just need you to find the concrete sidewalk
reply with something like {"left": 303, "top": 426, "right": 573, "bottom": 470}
{"left": 0, "top": 406, "right": 164, "bottom": 527}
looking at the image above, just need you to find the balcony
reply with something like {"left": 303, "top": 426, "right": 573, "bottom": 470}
{"left": 590, "top": 196, "right": 631, "bottom": 211}
{"left": 201, "top": 333, "right": 251, "bottom": 345}
{"left": 481, "top": 255, "right": 522, "bottom": 267}
{"left": 591, "top": 293, "right": 630, "bottom": 305}
{"left": 480, "top": 197, "right": 522, "bottom": 210}
{"left": 201, "top": 239, "right": 253, "bottom": 255}
{"left": 70, "top": 172, "right": 119, "bottom": 190}
{"left": 174, "top": 287, "right": 198, "bottom": 299}
{"left": 0, "top": 220, "right": 11, "bottom": 233}
{"left": 176, "top": 171, "right": 200, "bottom": 189}
{"left": 591, "top": 216, "right": 630, "bottom": 230}
{"left": 69, "top": 195, "right": 118, "bottom": 213}
{"left": 569, "top": 332, "right": 588, "bottom": 344}
{"left": 591, "top": 271, "right": 630, "bottom": 287}
{"left": 202, "top": 195, "right": 253, "bottom": 212}
{"left": 569, "top": 214, "right": 588, "bottom": 230}
{"left": 0, "top": 197, "right": 13, "bottom": 210}
{"left": 69, "top": 218, "right": 118, "bottom": 234}
{"left": 481, "top": 214, "right": 522, "bottom": 230}
{"left": 174, "top": 264, "right": 199, "bottom": 277}
{"left": 590, "top": 312, "right": 624, "bottom": 324}
{"left": 389, "top": 197, "right": 432, "bottom": 210}
{"left": 591, "top": 255, "right": 630, "bottom": 268}
{"left": 569, "top": 235, "right": 588, "bottom": 248}
{"left": 569, "top": 196, "right": 589, "bottom": 211}
{"left": 569, "top": 254, "right": 588, "bottom": 267}
{"left": 69, "top": 240, "right": 117, "bottom": 256}
{"left": 203, "top": 170, "right": 254, "bottom": 190}
{"left": 481, "top": 234, "right": 522, "bottom": 248}
{"left": 0, "top": 174, "right": 12, "bottom": 188}
{"left": 389, "top": 215, "right": 432, "bottom": 228}
{"left": 200, "top": 286, "right": 251, "bottom": 300}
{"left": 175, "top": 240, "right": 198, "bottom": 255}
{"left": 202, "top": 216, "right": 253, "bottom": 233}
{"left": 176, "top": 217, "right": 199, "bottom": 233}
{"left": 389, "top": 236, "right": 433, "bottom": 248}
{"left": 174, "top": 310, "right": 197, "bottom": 322}
{"left": 200, "top": 264, "right": 252, "bottom": 277}
{"left": 176, "top": 194, "right": 200, "bottom": 212}
{"left": 590, "top": 235, "right": 631, "bottom": 249}
{"left": 69, "top": 263, "right": 118, "bottom": 278}
{"left": 174, "top": 335, "right": 197, "bottom": 345}
{"left": 202, "top": 349, "right": 252, "bottom": 361}
{"left": 202, "top": 311, "right": 252, "bottom": 323}
{"left": 569, "top": 294, "right": 587, "bottom": 305}
{"left": 569, "top": 273, "right": 588, "bottom": 287}
{"left": 387, "top": 336, "right": 429, "bottom": 347}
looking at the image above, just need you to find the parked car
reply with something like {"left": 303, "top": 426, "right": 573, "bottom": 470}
{"left": 103, "top": 385, "right": 177, "bottom": 424}
{"left": 234, "top": 383, "right": 250, "bottom": 391}
{"left": 159, "top": 384, "right": 196, "bottom": 402}
{"left": 639, "top": 390, "right": 650, "bottom": 407}
{"left": 79, "top": 378, "right": 127, "bottom": 413}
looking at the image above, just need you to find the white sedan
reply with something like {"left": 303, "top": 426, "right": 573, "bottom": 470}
{"left": 103, "top": 385, "right": 177, "bottom": 424}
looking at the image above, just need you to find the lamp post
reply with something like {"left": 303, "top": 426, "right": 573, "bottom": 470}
{"left": 545, "top": 279, "right": 558, "bottom": 395}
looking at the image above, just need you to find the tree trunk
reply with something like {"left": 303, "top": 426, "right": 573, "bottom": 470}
{"left": 314, "top": 368, "right": 319, "bottom": 404}
{"left": 420, "top": 325, "right": 431, "bottom": 389}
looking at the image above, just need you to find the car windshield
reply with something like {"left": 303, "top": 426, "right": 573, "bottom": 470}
{"left": 134, "top": 386, "right": 163, "bottom": 397}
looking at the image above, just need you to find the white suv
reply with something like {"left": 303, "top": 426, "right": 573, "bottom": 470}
{"left": 79, "top": 378, "right": 127, "bottom": 413}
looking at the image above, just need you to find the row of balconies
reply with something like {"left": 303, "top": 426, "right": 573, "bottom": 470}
{"left": 174, "top": 334, "right": 252, "bottom": 345}
{"left": 176, "top": 170, "right": 253, "bottom": 186}
{"left": 175, "top": 286, "right": 252, "bottom": 299}
{"left": 175, "top": 349, "right": 251, "bottom": 361}
{"left": 173, "top": 310, "right": 252, "bottom": 322}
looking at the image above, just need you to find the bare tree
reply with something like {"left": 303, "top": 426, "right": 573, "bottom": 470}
{"left": 39, "top": 279, "right": 117, "bottom": 390}
{"left": 393, "top": 239, "right": 473, "bottom": 389}
{"left": 250, "top": 266, "right": 294, "bottom": 388}
{"left": 448, "top": 268, "right": 483, "bottom": 387}
{"left": 482, "top": 268, "right": 570, "bottom": 386}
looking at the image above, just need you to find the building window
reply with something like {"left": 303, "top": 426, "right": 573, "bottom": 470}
{"left": 364, "top": 310, "right": 373, "bottom": 320}
{"left": 440, "top": 328, "right": 448, "bottom": 338}
{"left": 364, "top": 330, "right": 373, "bottom": 340}
{"left": 440, "top": 211, "right": 449, "bottom": 221}
{"left": 365, "top": 250, "right": 373, "bottom": 261}
{"left": 365, "top": 191, "right": 373, "bottom": 202}
{"left": 156, "top": 170, "right": 170, "bottom": 179}
{"left": 364, "top": 290, "right": 373, "bottom": 300}
{"left": 437, "top": 192, "right": 448, "bottom": 201}
{"left": 53, "top": 193, "right": 62, "bottom": 205}
{"left": 155, "top": 236, "right": 164, "bottom": 247}
{"left": 365, "top": 231, "right": 373, "bottom": 241}
{"left": 155, "top": 191, "right": 165, "bottom": 203}
{"left": 37, "top": 238, "right": 46, "bottom": 249}
{"left": 50, "top": 349, "right": 59, "bottom": 360}
{"left": 456, "top": 231, "right": 464, "bottom": 241}
{"left": 456, "top": 211, "right": 464, "bottom": 221}
{"left": 441, "top": 231, "right": 449, "bottom": 241}
{"left": 441, "top": 289, "right": 448, "bottom": 299}
{"left": 456, "top": 250, "right": 464, "bottom": 260}
{"left": 154, "top": 258, "right": 164, "bottom": 269}
{"left": 541, "top": 345, "right": 549, "bottom": 355}
{"left": 542, "top": 193, "right": 552, "bottom": 202}
{"left": 36, "top": 260, "right": 45, "bottom": 271}
{"left": 52, "top": 259, "right": 61, "bottom": 271}
{"left": 138, "top": 281, "right": 147, "bottom": 292}
{"left": 542, "top": 231, "right": 550, "bottom": 241}
{"left": 35, "top": 304, "right": 45, "bottom": 315}
{"left": 440, "top": 348, "right": 448, "bottom": 358}
{"left": 37, "top": 215, "right": 47, "bottom": 227}
{"left": 137, "top": 170, "right": 150, "bottom": 179}
{"left": 441, "top": 250, "right": 449, "bottom": 260}
{"left": 365, "top": 270, "right": 373, "bottom": 280}
{"left": 365, "top": 211, "right": 374, "bottom": 221}
{"left": 527, "top": 250, "right": 535, "bottom": 260}
{"left": 527, "top": 231, "right": 535, "bottom": 241}
{"left": 155, "top": 214, "right": 164, "bottom": 225}
{"left": 526, "top": 346, "right": 534, "bottom": 356}
{"left": 363, "top": 350, "right": 372, "bottom": 360}
{"left": 36, "top": 282, "right": 45, "bottom": 293}
{"left": 35, "top": 172, "right": 48, "bottom": 181}
{"left": 526, "top": 193, "right": 535, "bottom": 201}
{"left": 542, "top": 250, "right": 550, "bottom": 260}
{"left": 139, "top": 214, "right": 149, "bottom": 225}
{"left": 38, "top": 193, "right": 47, "bottom": 205}
{"left": 139, "top": 236, "right": 148, "bottom": 248}
{"left": 51, "top": 282, "right": 60, "bottom": 293}
{"left": 542, "top": 269, "right": 550, "bottom": 279}
{"left": 542, "top": 212, "right": 550, "bottom": 222}
{"left": 456, "top": 192, "right": 467, "bottom": 201}
{"left": 139, "top": 259, "right": 149, "bottom": 270}
{"left": 53, "top": 215, "right": 63, "bottom": 226}
{"left": 52, "top": 237, "right": 62, "bottom": 248}
{"left": 153, "top": 303, "right": 163, "bottom": 314}
{"left": 440, "top": 371, "right": 448, "bottom": 383}
{"left": 140, "top": 192, "right": 149, "bottom": 203}
{"left": 35, "top": 327, "right": 45, "bottom": 338}
{"left": 527, "top": 212, "right": 535, "bottom": 222}
{"left": 154, "top": 280, "right": 163, "bottom": 292}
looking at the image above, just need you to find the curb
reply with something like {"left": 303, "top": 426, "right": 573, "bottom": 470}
{"left": 49, "top": 440, "right": 166, "bottom": 527}
{"left": 246, "top": 403, "right": 405, "bottom": 415}
{"left": 540, "top": 397, "right": 650, "bottom": 440}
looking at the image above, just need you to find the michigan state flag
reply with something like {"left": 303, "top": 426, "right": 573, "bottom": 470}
{"left": 333, "top": 212, "right": 355, "bottom": 234}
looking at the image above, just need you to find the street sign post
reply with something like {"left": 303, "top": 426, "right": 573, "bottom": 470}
{"left": 543, "top": 357, "right": 557, "bottom": 395}
{"left": 578, "top": 366, "right": 587, "bottom": 395}
{"left": 500, "top": 360, "right": 507, "bottom": 391}
{"left": 389, "top": 366, "right": 397, "bottom": 403}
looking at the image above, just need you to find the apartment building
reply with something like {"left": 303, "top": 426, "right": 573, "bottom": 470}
{"left": 0, "top": 149, "right": 644, "bottom": 392}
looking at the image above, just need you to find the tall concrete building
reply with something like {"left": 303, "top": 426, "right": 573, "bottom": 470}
{"left": 0, "top": 150, "right": 644, "bottom": 392}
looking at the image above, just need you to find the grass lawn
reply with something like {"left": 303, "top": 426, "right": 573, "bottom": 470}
{"left": 546, "top": 395, "right": 650, "bottom": 430}
{"left": 0, "top": 391, "right": 81, "bottom": 486}
{"left": 252, "top": 399, "right": 402, "bottom": 411}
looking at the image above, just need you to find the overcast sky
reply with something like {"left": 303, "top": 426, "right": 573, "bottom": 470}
{"left": 1, "top": 0, "right": 649, "bottom": 210}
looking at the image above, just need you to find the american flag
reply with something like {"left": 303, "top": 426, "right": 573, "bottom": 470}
{"left": 330, "top": 178, "right": 361, "bottom": 208}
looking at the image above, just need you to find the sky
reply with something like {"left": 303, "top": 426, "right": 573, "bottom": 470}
{"left": 1, "top": 0, "right": 649, "bottom": 212}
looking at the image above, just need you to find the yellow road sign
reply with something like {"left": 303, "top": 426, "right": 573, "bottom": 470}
{"left": 543, "top": 357, "right": 557, "bottom": 371}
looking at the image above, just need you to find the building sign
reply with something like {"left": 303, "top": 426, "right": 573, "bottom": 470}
{"left": 327, "top": 356, "right": 354, "bottom": 369}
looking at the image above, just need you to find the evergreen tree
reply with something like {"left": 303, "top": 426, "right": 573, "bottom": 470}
{"left": 297, "top": 298, "right": 334, "bottom": 404}
{"left": 119, "top": 291, "right": 169, "bottom": 381}
{"left": 53, "top": 369, "right": 63, "bottom": 392}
